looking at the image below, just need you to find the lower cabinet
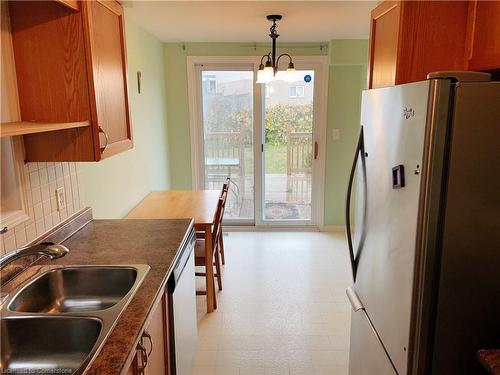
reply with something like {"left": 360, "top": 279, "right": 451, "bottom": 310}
{"left": 125, "top": 355, "right": 139, "bottom": 375}
{"left": 143, "top": 294, "right": 169, "bottom": 375}
{"left": 126, "top": 292, "right": 170, "bottom": 375}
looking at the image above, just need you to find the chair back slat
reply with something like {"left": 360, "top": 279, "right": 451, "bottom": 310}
{"left": 212, "top": 189, "right": 227, "bottom": 249}
{"left": 221, "top": 177, "right": 230, "bottom": 196}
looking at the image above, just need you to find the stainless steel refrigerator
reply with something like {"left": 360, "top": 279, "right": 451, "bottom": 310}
{"left": 345, "top": 72, "right": 500, "bottom": 375}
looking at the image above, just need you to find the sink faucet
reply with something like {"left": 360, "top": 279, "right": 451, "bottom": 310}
{"left": 0, "top": 242, "right": 70, "bottom": 270}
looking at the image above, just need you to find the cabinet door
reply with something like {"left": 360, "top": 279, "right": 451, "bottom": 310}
{"left": 144, "top": 295, "right": 169, "bottom": 375}
{"left": 467, "top": 1, "right": 500, "bottom": 70}
{"left": 8, "top": 0, "right": 96, "bottom": 161}
{"left": 396, "top": 1, "right": 469, "bottom": 84}
{"left": 82, "top": 0, "right": 132, "bottom": 160}
{"left": 125, "top": 353, "right": 139, "bottom": 375}
{"left": 368, "top": 1, "right": 401, "bottom": 89}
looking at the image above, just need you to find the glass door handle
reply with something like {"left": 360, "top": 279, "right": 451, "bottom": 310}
{"left": 314, "top": 141, "right": 318, "bottom": 159}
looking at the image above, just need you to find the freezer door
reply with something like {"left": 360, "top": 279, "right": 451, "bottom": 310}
{"left": 352, "top": 81, "right": 431, "bottom": 374}
{"left": 349, "top": 308, "right": 397, "bottom": 375}
{"left": 430, "top": 81, "right": 500, "bottom": 374}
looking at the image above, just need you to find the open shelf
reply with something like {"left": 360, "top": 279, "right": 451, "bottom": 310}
{"left": 0, "top": 120, "right": 90, "bottom": 138}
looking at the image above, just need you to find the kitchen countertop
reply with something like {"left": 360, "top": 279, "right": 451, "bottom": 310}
{"left": 2, "top": 218, "right": 194, "bottom": 375}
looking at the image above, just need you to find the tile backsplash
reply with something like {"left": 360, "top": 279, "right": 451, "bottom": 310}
{"left": 0, "top": 161, "right": 85, "bottom": 255}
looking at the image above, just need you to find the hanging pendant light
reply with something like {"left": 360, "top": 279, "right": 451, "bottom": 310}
{"left": 256, "top": 15, "right": 296, "bottom": 84}
{"left": 256, "top": 55, "right": 274, "bottom": 83}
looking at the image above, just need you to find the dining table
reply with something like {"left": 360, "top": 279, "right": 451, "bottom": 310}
{"left": 126, "top": 190, "right": 220, "bottom": 313}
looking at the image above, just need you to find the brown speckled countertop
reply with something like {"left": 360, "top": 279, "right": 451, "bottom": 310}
{"left": 3, "top": 218, "right": 193, "bottom": 375}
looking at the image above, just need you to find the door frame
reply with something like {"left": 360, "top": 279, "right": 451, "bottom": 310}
{"left": 186, "top": 55, "right": 328, "bottom": 227}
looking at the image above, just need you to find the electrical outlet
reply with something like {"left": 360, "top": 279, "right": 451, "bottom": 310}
{"left": 332, "top": 128, "right": 341, "bottom": 141}
{"left": 56, "top": 187, "right": 66, "bottom": 211}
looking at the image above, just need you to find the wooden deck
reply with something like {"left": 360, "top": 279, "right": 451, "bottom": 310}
{"left": 210, "top": 173, "right": 312, "bottom": 221}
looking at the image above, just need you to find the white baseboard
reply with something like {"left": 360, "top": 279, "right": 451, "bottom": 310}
{"left": 222, "top": 225, "right": 320, "bottom": 232}
{"left": 222, "top": 225, "right": 349, "bottom": 233}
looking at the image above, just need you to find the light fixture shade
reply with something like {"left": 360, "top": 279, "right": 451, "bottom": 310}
{"left": 257, "top": 66, "right": 274, "bottom": 84}
{"left": 284, "top": 68, "right": 298, "bottom": 83}
{"left": 275, "top": 69, "right": 297, "bottom": 83}
{"left": 256, "top": 16, "right": 296, "bottom": 84}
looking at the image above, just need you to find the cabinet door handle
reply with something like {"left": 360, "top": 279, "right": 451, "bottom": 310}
{"left": 142, "top": 330, "right": 153, "bottom": 357}
{"left": 136, "top": 340, "right": 148, "bottom": 375}
{"left": 98, "top": 125, "right": 109, "bottom": 154}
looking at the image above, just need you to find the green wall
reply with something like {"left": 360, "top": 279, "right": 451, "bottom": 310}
{"left": 325, "top": 40, "right": 367, "bottom": 225}
{"left": 164, "top": 40, "right": 367, "bottom": 225}
{"left": 80, "top": 28, "right": 367, "bottom": 224}
{"left": 164, "top": 42, "right": 328, "bottom": 189}
{"left": 80, "top": 19, "right": 170, "bottom": 218}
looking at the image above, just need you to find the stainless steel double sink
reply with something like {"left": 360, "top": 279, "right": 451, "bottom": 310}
{"left": 0, "top": 264, "right": 150, "bottom": 374}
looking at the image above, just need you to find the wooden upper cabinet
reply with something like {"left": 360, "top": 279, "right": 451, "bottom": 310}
{"left": 368, "top": 1, "right": 470, "bottom": 89}
{"left": 368, "top": 2, "right": 401, "bottom": 89}
{"left": 466, "top": 1, "right": 500, "bottom": 71}
{"left": 9, "top": 1, "right": 95, "bottom": 161}
{"left": 82, "top": 0, "right": 132, "bottom": 158}
{"left": 8, "top": 0, "right": 132, "bottom": 161}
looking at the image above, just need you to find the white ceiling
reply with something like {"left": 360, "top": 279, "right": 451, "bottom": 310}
{"left": 124, "top": 1, "right": 376, "bottom": 43}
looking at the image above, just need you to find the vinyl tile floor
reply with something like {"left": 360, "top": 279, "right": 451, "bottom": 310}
{"left": 194, "top": 231, "right": 352, "bottom": 375}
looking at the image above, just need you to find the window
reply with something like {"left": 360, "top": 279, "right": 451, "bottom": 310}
{"left": 200, "top": 70, "right": 254, "bottom": 222}
{"left": 289, "top": 85, "right": 305, "bottom": 98}
{"left": 209, "top": 79, "right": 216, "bottom": 93}
{"left": 203, "top": 74, "right": 217, "bottom": 93}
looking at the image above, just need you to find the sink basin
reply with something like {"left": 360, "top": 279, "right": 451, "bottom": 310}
{"left": 0, "top": 316, "right": 101, "bottom": 373}
{"left": 9, "top": 266, "right": 138, "bottom": 313}
{"left": 1, "top": 264, "right": 150, "bottom": 374}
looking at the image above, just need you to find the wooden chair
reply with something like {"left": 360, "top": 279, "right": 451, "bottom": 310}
{"left": 195, "top": 189, "right": 227, "bottom": 308}
{"left": 218, "top": 178, "right": 229, "bottom": 265}
{"left": 196, "top": 178, "right": 229, "bottom": 265}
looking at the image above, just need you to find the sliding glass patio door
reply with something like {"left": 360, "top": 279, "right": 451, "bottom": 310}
{"left": 261, "top": 70, "right": 315, "bottom": 223}
{"left": 198, "top": 67, "right": 255, "bottom": 223}
{"left": 191, "top": 57, "right": 327, "bottom": 227}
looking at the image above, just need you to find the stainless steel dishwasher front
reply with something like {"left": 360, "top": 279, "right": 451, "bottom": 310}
{"left": 167, "top": 228, "right": 197, "bottom": 375}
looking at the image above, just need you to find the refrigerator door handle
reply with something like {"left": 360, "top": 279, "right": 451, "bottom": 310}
{"left": 345, "top": 126, "right": 365, "bottom": 281}
{"left": 346, "top": 287, "right": 364, "bottom": 312}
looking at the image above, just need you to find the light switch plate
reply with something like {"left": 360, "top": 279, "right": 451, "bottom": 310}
{"left": 56, "top": 187, "right": 65, "bottom": 211}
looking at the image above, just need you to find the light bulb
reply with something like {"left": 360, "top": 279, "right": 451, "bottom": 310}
{"left": 285, "top": 72, "right": 297, "bottom": 83}
{"left": 257, "top": 66, "right": 274, "bottom": 83}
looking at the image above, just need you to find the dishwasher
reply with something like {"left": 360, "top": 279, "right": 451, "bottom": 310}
{"left": 167, "top": 227, "right": 197, "bottom": 375}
